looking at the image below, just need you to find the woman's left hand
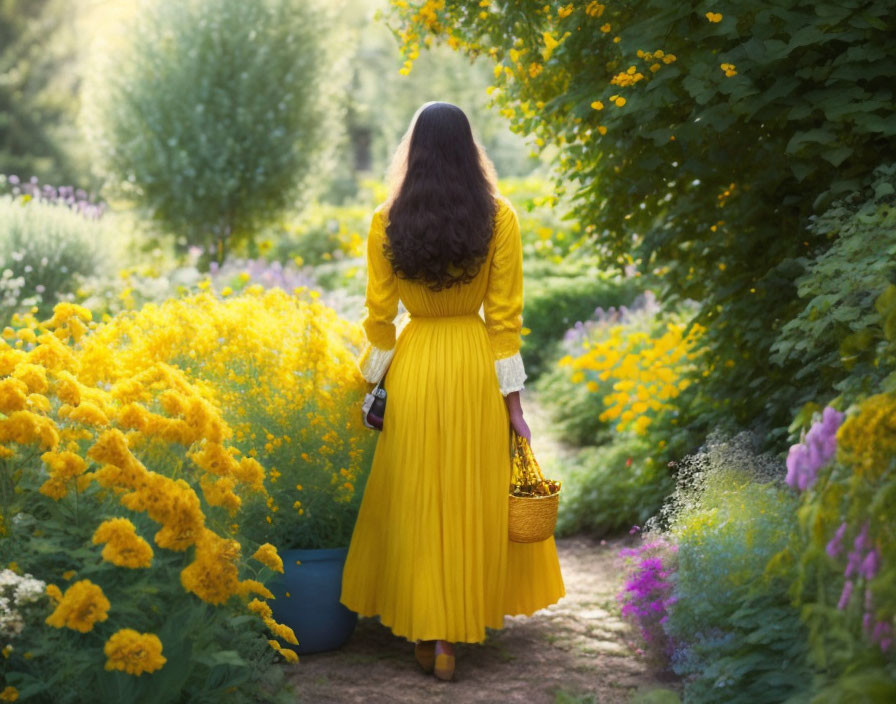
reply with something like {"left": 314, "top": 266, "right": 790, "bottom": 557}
{"left": 510, "top": 411, "right": 531, "bottom": 444}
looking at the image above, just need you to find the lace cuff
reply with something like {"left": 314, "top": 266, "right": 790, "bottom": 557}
{"left": 495, "top": 352, "right": 526, "bottom": 396}
{"left": 358, "top": 343, "right": 395, "bottom": 384}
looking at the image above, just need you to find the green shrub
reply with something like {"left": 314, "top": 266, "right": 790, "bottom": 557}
{"left": 0, "top": 195, "right": 108, "bottom": 322}
{"left": 655, "top": 433, "right": 812, "bottom": 704}
{"left": 771, "top": 163, "right": 896, "bottom": 405}
{"left": 259, "top": 201, "right": 369, "bottom": 268}
{"left": 85, "top": 0, "right": 339, "bottom": 265}
{"left": 522, "top": 268, "right": 640, "bottom": 378}
{"left": 534, "top": 360, "right": 611, "bottom": 448}
{"left": 555, "top": 434, "right": 672, "bottom": 538}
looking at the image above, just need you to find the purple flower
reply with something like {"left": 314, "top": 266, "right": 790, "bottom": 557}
{"left": 785, "top": 443, "right": 811, "bottom": 490}
{"left": 837, "top": 580, "right": 854, "bottom": 610}
{"left": 826, "top": 521, "right": 848, "bottom": 558}
{"left": 786, "top": 406, "right": 844, "bottom": 492}
{"left": 872, "top": 621, "right": 893, "bottom": 646}
{"left": 860, "top": 549, "right": 880, "bottom": 581}
{"left": 617, "top": 538, "right": 677, "bottom": 661}
{"left": 845, "top": 550, "right": 863, "bottom": 579}
{"left": 854, "top": 522, "right": 872, "bottom": 553}
{"left": 821, "top": 405, "right": 844, "bottom": 432}
{"left": 630, "top": 525, "right": 641, "bottom": 535}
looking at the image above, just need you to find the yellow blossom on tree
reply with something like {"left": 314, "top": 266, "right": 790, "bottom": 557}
{"left": 541, "top": 30, "right": 559, "bottom": 60}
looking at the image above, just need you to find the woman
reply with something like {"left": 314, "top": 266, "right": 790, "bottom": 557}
{"left": 339, "top": 102, "right": 565, "bottom": 681}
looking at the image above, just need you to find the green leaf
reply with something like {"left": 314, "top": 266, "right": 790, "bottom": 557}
{"left": 786, "top": 128, "right": 836, "bottom": 154}
{"left": 788, "top": 25, "right": 827, "bottom": 51}
{"left": 821, "top": 145, "right": 853, "bottom": 167}
{"left": 194, "top": 649, "right": 248, "bottom": 668}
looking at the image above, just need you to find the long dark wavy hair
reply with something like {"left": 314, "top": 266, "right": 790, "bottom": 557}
{"left": 382, "top": 102, "right": 500, "bottom": 291}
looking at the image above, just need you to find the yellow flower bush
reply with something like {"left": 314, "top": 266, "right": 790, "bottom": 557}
{"left": 836, "top": 392, "right": 896, "bottom": 482}
{"left": 560, "top": 318, "right": 704, "bottom": 436}
{"left": 0, "top": 299, "right": 304, "bottom": 700}
{"left": 68, "top": 286, "right": 374, "bottom": 550}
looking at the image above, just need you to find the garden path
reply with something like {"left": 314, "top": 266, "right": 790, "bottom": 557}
{"left": 282, "top": 392, "right": 676, "bottom": 703}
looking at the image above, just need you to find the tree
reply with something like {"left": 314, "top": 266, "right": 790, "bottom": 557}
{"left": 320, "top": 0, "right": 543, "bottom": 203}
{"left": 385, "top": 0, "right": 896, "bottom": 442}
{"left": 85, "top": 0, "right": 342, "bottom": 266}
{"left": 0, "top": 0, "right": 82, "bottom": 183}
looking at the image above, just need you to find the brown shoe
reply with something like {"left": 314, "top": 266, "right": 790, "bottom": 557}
{"left": 433, "top": 640, "right": 455, "bottom": 681}
{"left": 414, "top": 640, "right": 435, "bottom": 673}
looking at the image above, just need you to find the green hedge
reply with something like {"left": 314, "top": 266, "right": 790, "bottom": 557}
{"left": 522, "top": 264, "right": 640, "bottom": 378}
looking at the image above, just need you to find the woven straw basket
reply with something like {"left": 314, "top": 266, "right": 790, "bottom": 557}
{"left": 508, "top": 430, "right": 560, "bottom": 543}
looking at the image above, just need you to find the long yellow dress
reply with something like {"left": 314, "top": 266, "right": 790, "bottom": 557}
{"left": 339, "top": 194, "right": 566, "bottom": 644}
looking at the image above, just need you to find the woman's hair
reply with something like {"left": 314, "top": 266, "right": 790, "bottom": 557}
{"left": 382, "top": 101, "right": 500, "bottom": 291}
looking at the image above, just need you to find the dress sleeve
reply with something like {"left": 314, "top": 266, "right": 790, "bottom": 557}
{"left": 483, "top": 198, "right": 527, "bottom": 396}
{"left": 357, "top": 208, "right": 399, "bottom": 384}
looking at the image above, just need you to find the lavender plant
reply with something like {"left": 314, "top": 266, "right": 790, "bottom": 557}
{"left": 617, "top": 537, "right": 678, "bottom": 665}
{"left": 0, "top": 174, "right": 105, "bottom": 219}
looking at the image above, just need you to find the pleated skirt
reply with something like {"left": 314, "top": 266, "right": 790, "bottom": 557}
{"left": 339, "top": 314, "right": 566, "bottom": 643}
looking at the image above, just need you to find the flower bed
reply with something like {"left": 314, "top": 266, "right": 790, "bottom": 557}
{"left": 0, "top": 302, "right": 301, "bottom": 702}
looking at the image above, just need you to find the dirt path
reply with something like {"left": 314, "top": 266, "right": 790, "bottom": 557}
{"left": 282, "top": 392, "right": 676, "bottom": 703}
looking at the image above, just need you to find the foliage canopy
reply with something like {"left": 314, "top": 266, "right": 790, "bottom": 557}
{"left": 386, "top": 0, "right": 896, "bottom": 440}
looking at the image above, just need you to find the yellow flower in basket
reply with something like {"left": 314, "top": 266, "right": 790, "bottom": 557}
{"left": 508, "top": 430, "right": 561, "bottom": 543}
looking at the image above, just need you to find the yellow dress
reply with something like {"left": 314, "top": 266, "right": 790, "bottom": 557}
{"left": 339, "top": 194, "right": 566, "bottom": 644}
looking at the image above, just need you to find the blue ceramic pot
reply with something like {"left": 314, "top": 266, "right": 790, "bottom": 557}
{"left": 267, "top": 546, "right": 358, "bottom": 654}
